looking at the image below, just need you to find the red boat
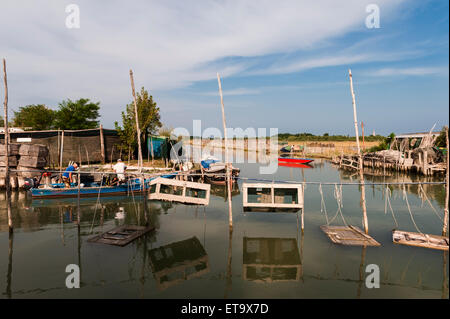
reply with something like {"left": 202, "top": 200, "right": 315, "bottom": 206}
{"left": 278, "top": 156, "right": 314, "bottom": 164}
{"left": 278, "top": 162, "right": 313, "bottom": 169}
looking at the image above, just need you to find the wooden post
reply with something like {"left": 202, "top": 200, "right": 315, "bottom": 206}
{"left": 2, "top": 58, "right": 12, "bottom": 233}
{"left": 349, "top": 69, "right": 369, "bottom": 234}
{"left": 60, "top": 130, "right": 64, "bottom": 171}
{"left": 443, "top": 127, "right": 449, "bottom": 236}
{"left": 99, "top": 124, "right": 105, "bottom": 164}
{"left": 129, "top": 69, "right": 143, "bottom": 172}
{"left": 361, "top": 121, "right": 365, "bottom": 151}
{"left": 217, "top": 73, "right": 233, "bottom": 230}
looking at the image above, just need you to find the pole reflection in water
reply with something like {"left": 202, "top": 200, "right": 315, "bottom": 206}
{"left": 224, "top": 228, "right": 233, "bottom": 299}
{"left": 6, "top": 232, "right": 13, "bottom": 299}
{"left": 357, "top": 245, "right": 367, "bottom": 299}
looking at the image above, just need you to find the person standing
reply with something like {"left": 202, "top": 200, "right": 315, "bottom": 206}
{"left": 113, "top": 159, "right": 127, "bottom": 184}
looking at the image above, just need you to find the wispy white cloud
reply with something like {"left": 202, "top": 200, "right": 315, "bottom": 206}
{"left": 367, "top": 66, "right": 449, "bottom": 77}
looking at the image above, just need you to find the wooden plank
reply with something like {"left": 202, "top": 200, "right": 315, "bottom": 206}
{"left": 87, "top": 225, "right": 154, "bottom": 246}
{"left": 320, "top": 225, "right": 381, "bottom": 246}
{"left": 392, "top": 230, "right": 449, "bottom": 251}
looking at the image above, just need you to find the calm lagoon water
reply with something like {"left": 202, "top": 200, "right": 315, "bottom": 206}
{"left": 0, "top": 159, "right": 448, "bottom": 299}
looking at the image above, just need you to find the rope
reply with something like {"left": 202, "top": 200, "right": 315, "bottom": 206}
{"left": 418, "top": 184, "right": 443, "bottom": 222}
{"left": 402, "top": 185, "right": 424, "bottom": 236}
{"left": 319, "top": 183, "right": 329, "bottom": 225}
{"left": 384, "top": 187, "right": 399, "bottom": 228}
{"left": 328, "top": 184, "right": 348, "bottom": 226}
{"left": 89, "top": 174, "right": 104, "bottom": 234}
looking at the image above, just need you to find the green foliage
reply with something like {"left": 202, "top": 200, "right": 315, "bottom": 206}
{"left": 53, "top": 98, "right": 100, "bottom": 130}
{"left": 435, "top": 126, "right": 448, "bottom": 148}
{"left": 366, "top": 132, "right": 395, "bottom": 152}
{"left": 115, "top": 87, "right": 162, "bottom": 158}
{"left": 12, "top": 104, "right": 55, "bottom": 130}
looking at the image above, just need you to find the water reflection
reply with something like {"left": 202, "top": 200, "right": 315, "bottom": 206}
{"left": 242, "top": 237, "right": 302, "bottom": 283}
{"left": 148, "top": 236, "right": 209, "bottom": 291}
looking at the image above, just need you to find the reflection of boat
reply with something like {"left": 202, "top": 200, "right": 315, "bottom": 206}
{"left": 149, "top": 236, "right": 210, "bottom": 291}
{"left": 200, "top": 156, "right": 240, "bottom": 185}
{"left": 243, "top": 237, "right": 301, "bottom": 283}
{"left": 278, "top": 162, "right": 313, "bottom": 169}
{"left": 278, "top": 154, "right": 313, "bottom": 164}
{"left": 30, "top": 174, "right": 177, "bottom": 199}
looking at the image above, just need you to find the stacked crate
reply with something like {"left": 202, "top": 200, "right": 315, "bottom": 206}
{"left": 17, "top": 144, "right": 48, "bottom": 178}
{"left": 0, "top": 143, "right": 21, "bottom": 188}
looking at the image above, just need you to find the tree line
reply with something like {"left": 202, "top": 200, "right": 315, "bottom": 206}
{"left": 4, "top": 87, "right": 163, "bottom": 159}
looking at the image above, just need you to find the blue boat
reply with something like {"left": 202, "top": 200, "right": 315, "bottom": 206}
{"left": 30, "top": 173, "right": 178, "bottom": 199}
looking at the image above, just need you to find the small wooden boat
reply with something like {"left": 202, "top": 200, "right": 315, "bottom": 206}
{"left": 278, "top": 162, "right": 313, "bottom": 169}
{"left": 278, "top": 155, "right": 314, "bottom": 164}
{"left": 200, "top": 156, "right": 240, "bottom": 185}
{"left": 30, "top": 173, "right": 177, "bottom": 199}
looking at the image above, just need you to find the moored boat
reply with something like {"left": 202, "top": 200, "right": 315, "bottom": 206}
{"left": 30, "top": 173, "right": 177, "bottom": 199}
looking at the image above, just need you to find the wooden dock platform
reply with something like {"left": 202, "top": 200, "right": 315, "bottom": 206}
{"left": 87, "top": 225, "right": 154, "bottom": 246}
{"left": 320, "top": 225, "right": 381, "bottom": 246}
{"left": 392, "top": 230, "right": 449, "bottom": 251}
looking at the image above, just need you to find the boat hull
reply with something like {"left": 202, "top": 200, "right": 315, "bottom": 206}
{"left": 278, "top": 157, "right": 314, "bottom": 164}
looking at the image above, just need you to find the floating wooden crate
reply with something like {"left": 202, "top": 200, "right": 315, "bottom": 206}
{"left": 392, "top": 230, "right": 449, "bottom": 251}
{"left": 87, "top": 225, "right": 154, "bottom": 246}
{"left": 320, "top": 225, "right": 381, "bottom": 246}
{"left": 243, "top": 237, "right": 302, "bottom": 283}
{"left": 242, "top": 183, "right": 303, "bottom": 212}
{"left": 149, "top": 236, "right": 210, "bottom": 290}
{"left": 149, "top": 177, "right": 210, "bottom": 205}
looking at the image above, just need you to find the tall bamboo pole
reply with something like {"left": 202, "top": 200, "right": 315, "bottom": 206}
{"left": 349, "top": 69, "right": 369, "bottom": 234}
{"left": 217, "top": 73, "right": 233, "bottom": 229}
{"left": 129, "top": 69, "right": 143, "bottom": 172}
{"left": 361, "top": 121, "right": 365, "bottom": 151}
{"left": 2, "top": 58, "right": 12, "bottom": 233}
{"left": 443, "top": 127, "right": 449, "bottom": 236}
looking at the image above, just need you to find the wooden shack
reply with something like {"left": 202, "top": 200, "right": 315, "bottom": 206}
{"left": 242, "top": 182, "right": 303, "bottom": 212}
{"left": 148, "top": 177, "right": 211, "bottom": 205}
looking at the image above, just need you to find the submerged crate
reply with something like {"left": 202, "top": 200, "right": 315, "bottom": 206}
{"left": 149, "top": 236, "right": 210, "bottom": 290}
{"left": 87, "top": 225, "right": 154, "bottom": 246}
{"left": 320, "top": 225, "right": 381, "bottom": 246}
{"left": 148, "top": 177, "right": 210, "bottom": 205}
{"left": 242, "top": 183, "right": 303, "bottom": 212}
{"left": 392, "top": 230, "right": 449, "bottom": 251}
{"left": 243, "top": 237, "right": 302, "bottom": 283}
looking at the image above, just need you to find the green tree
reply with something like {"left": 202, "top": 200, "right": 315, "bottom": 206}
{"left": 54, "top": 98, "right": 100, "bottom": 130}
{"left": 115, "top": 87, "right": 162, "bottom": 158}
{"left": 12, "top": 104, "right": 56, "bottom": 130}
{"left": 435, "top": 126, "right": 448, "bottom": 148}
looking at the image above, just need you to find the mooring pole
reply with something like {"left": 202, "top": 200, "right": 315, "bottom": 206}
{"left": 443, "top": 127, "right": 449, "bottom": 237}
{"left": 2, "top": 58, "right": 12, "bottom": 233}
{"left": 129, "top": 69, "right": 143, "bottom": 172}
{"left": 349, "top": 69, "right": 369, "bottom": 234}
{"left": 217, "top": 73, "right": 233, "bottom": 230}
{"left": 99, "top": 124, "right": 105, "bottom": 164}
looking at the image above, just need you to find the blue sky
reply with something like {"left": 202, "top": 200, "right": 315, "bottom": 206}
{"left": 0, "top": 0, "right": 448, "bottom": 136}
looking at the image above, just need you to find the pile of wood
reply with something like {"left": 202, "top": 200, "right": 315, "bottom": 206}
{"left": 363, "top": 150, "right": 404, "bottom": 163}
{"left": 17, "top": 144, "right": 48, "bottom": 178}
{"left": 0, "top": 143, "right": 49, "bottom": 189}
{"left": 0, "top": 144, "right": 21, "bottom": 188}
